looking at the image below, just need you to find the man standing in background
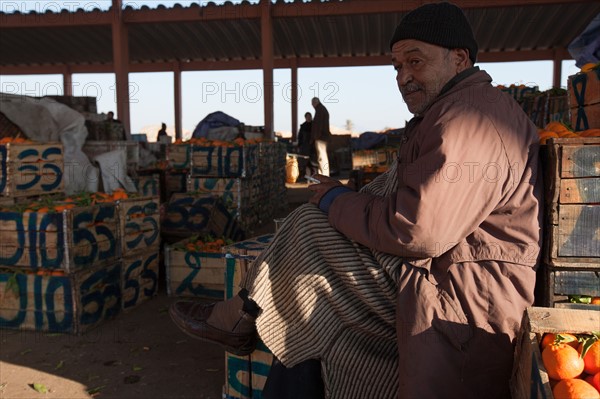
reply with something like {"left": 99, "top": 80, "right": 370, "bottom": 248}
{"left": 310, "top": 97, "right": 331, "bottom": 176}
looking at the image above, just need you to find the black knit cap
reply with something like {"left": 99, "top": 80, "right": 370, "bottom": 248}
{"left": 390, "top": 2, "right": 478, "bottom": 64}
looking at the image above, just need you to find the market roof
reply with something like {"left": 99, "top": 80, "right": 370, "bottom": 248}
{"left": 1, "top": 0, "right": 599, "bottom": 74}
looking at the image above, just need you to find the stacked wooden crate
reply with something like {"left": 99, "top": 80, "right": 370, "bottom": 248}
{"left": 539, "top": 137, "right": 600, "bottom": 309}
{"left": 222, "top": 234, "right": 274, "bottom": 399}
{"left": 0, "top": 141, "right": 160, "bottom": 333}
{"left": 162, "top": 141, "right": 286, "bottom": 240}
{"left": 118, "top": 196, "right": 161, "bottom": 311}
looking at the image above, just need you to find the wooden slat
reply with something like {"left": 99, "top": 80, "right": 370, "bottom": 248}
{"left": 527, "top": 306, "right": 600, "bottom": 334}
{"left": 554, "top": 270, "right": 600, "bottom": 296}
{"left": 560, "top": 143, "right": 600, "bottom": 178}
{"left": 556, "top": 204, "right": 600, "bottom": 258}
{"left": 559, "top": 178, "right": 600, "bottom": 203}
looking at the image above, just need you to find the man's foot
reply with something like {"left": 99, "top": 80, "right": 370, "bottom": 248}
{"left": 169, "top": 295, "right": 258, "bottom": 356}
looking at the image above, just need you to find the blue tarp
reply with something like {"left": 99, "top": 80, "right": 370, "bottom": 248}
{"left": 568, "top": 12, "right": 600, "bottom": 67}
{"left": 192, "top": 111, "right": 240, "bottom": 138}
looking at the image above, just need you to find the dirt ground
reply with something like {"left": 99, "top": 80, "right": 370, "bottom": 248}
{"left": 0, "top": 182, "right": 316, "bottom": 399}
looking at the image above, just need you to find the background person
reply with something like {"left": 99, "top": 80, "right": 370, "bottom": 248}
{"left": 310, "top": 97, "right": 331, "bottom": 177}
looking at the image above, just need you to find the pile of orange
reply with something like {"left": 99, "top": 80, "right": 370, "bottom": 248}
{"left": 541, "top": 333, "right": 600, "bottom": 398}
{"left": 0, "top": 137, "right": 32, "bottom": 144}
{"left": 538, "top": 122, "right": 600, "bottom": 144}
{"left": 178, "top": 236, "right": 232, "bottom": 253}
{"left": 1, "top": 189, "right": 133, "bottom": 213}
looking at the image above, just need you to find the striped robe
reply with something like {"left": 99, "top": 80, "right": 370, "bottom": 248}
{"left": 244, "top": 164, "right": 403, "bottom": 398}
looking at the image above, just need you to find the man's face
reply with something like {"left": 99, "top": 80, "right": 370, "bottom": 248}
{"left": 391, "top": 40, "right": 460, "bottom": 115}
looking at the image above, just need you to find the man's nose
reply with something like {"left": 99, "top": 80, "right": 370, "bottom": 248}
{"left": 396, "top": 69, "right": 412, "bottom": 86}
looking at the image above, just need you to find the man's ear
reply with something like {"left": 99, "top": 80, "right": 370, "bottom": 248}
{"left": 453, "top": 48, "right": 471, "bottom": 72}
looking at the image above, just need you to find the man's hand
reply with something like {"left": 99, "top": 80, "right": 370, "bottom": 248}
{"left": 308, "top": 174, "right": 343, "bottom": 206}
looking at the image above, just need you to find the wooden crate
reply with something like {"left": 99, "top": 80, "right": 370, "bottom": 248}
{"left": 165, "top": 242, "right": 226, "bottom": 299}
{"left": 162, "top": 193, "right": 245, "bottom": 242}
{"left": 0, "top": 142, "right": 64, "bottom": 197}
{"left": 510, "top": 307, "right": 600, "bottom": 399}
{"left": 0, "top": 261, "right": 122, "bottom": 334}
{"left": 167, "top": 143, "right": 191, "bottom": 170}
{"left": 223, "top": 340, "right": 273, "bottom": 399}
{"left": 570, "top": 103, "right": 600, "bottom": 131}
{"left": 223, "top": 234, "right": 275, "bottom": 399}
{"left": 122, "top": 246, "right": 159, "bottom": 311}
{"left": 117, "top": 196, "right": 160, "bottom": 257}
{"left": 500, "top": 85, "right": 540, "bottom": 101}
{"left": 568, "top": 69, "right": 600, "bottom": 108}
{"left": 190, "top": 144, "right": 259, "bottom": 178}
{"left": 187, "top": 177, "right": 255, "bottom": 210}
{"left": 0, "top": 203, "right": 119, "bottom": 271}
{"left": 542, "top": 137, "right": 600, "bottom": 268}
{"left": 135, "top": 174, "right": 160, "bottom": 197}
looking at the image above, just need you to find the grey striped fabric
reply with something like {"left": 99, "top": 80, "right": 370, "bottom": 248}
{"left": 244, "top": 163, "right": 404, "bottom": 398}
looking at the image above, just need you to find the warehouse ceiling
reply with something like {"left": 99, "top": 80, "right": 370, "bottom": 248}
{"left": 1, "top": 0, "right": 599, "bottom": 73}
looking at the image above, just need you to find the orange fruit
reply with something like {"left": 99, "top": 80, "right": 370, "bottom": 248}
{"left": 581, "top": 341, "right": 600, "bottom": 375}
{"left": 558, "top": 132, "right": 579, "bottom": 138}
{"left": 553, "top": 379, "right": 600, "bottom": 399}
{"left": 586, "top": 372, "right": 600, "bottom": 393}
{"left": 591, "top": 297, "right": 600, "bottom": 305}
{"left": 542, "top": 333, "right": 580, "bottom": 350}
{"left": 581, "top": 63, "right": 599, "bottom": 73}
{"left": 543, "top": 343, "right": 585, "bottom": 380}
{"left": 546, "top": 121, "right": 570, "bottom": 134}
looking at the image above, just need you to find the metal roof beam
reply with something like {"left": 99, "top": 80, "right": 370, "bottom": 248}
{"left": 123, "top": 4, "right": 261, "bottom": 24}
{"left": 271, "top": 0, "right": 598, "bottom": 17}
{"left": 0, "top": 10, "right": 110, "bottom": 28}
{"left": 0, "top": 48, "right": 574, "bottom": 76}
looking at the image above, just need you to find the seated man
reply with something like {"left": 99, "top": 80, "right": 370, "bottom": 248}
{"left": 170, "top": 3, "right": 542, "bottom": 398}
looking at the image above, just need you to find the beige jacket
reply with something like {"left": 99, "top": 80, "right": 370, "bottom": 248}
{"left": 328, "top": 69, "right": 543, "bottom": 277}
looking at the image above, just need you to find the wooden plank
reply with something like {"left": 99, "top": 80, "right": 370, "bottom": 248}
{"left": 224, "top": 339, "right": 273, "bottom": 399}
{"left": 554, "top": 270, "right": 600, "bottom": 297}
{"left": 527, "top": 306, "right": 600, "bottom": 334}
{"left": 122, "top": 248, "right": 160, "bottom": 311}
{"left": 559, "top": 178, "right": 600, "bottom": 203}
{"left": 556, "top": 204, "right": 600, "bottom": 258}
{"left": 560, "top": 143, "right": 600, "bottom": 178}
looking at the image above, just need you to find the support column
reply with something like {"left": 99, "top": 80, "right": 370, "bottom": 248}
{"left": 112, "top": 0, "right": 131, "bottom": 138}
{"left": 261, "top": 0, "right": 274, "bottom": 138}
{"left": 63, "top": 66, "right": 73, "bottom": 96}
{"left": 174, "top": 62, "right": 183, "bottom": 140}
{"left": 291, "top": 59, "right": 298, "bottom": 142}
{"left": 552, "top": 51, "right": 562, "bottom": 89}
